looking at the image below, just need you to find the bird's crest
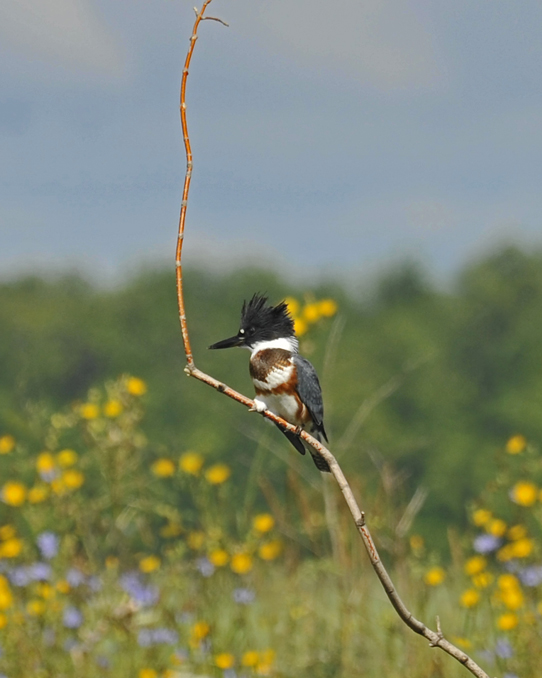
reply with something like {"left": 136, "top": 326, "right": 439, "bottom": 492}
{"left": 241, "top": 294, "right": 295, "bottom": 339}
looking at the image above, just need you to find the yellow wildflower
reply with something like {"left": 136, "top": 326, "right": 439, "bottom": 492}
{"left": 507, "top": 524, "right": 527, "bottom": 541}
{"left": 56, "top": 580, "right": 70, "bottom": 594}
{"left": 253, "top": 513, "right": 275, "bottom": 533}
{"left": 0, "top": 614, "right": 7, "bottom": 629}
{"left": 209, "top": 549, "right": 229, "bottom": 567}
{"left": 215, "top": 653, "right": 235, "bottom": 670}
{"left": 496, "top": 544, "right": 515, "bottom": 562}
{"left": 486, "top": 518, "right": 507, "bottom": 537}
{"left": 187, "top": 531, "right": 205, "bottom": 550}
{"left": 127, "top": 377, "right": 147, "bottom": 396}
{"left": 464, "top": 556, "right": 487, "bottom": 576}
{"left": 497, "top": 612, "right": 518, "bottom": 631}
{"left": 460, "top": 589, "right": 480, "bottom": 608}
{"left": 104, "top": 400, "right": 123, "bottom": 417}
{"left": 472, "top": 509, "right": 492, "bottom": 526}
{"left": 498, "top": 574, "right": 520, "bottom": 590}
{"left": 230, "top": 552, "right": 253, "bottom": 574}
{"left": 28, "top": 485, "right": 49, "bottom": 503}
{"left": 191, "top": 621, "right": 210, "bottom": 641}
{"left": 242, "top": 651, "right": 260, "bottom": 667}
{"left": 139, "top": 555, "right": 161, "bottom": 573}
{"left": 26, "top": 599, "right": 46, "bottom": 616}
{"left": 51, "top": 478, "right": 66, "bottom": 496}
{"left": 36, "top": 583, "right": 54, "bottom": 599}
{"left": 501, "top": 588, "right": 524, "bottom": 611}
{"left": 259, "top": 539, "right": 283, "bottom": 561}
{"left": 56, "top": 449, "right": 77, "bottom": 467}
{"left": 283, "top": 297, "right": 300, "bottom": 317}
{"left": 80, "top": 403, "right": 100, "bottom": 419}
{"left": 303, "top": 303, "right": 320, "bottom": 323}
{"left": 0, "top": 538, "right": 23, "bottom": 558}
{"left": 0, "top": 436, "right": 15, "bottom": 455}
{"left": 205, "top": 463, "right": 231, "bottom": 485}
{"left": 256, "top": 649, "right": 276, "bottom": 675}
{"left": 294, "top": 317, "right": 308, "bottom": 336}
{"left": 423, "top": 567, "right": 446, "bottom": 586}
{"left": 472, "top": 572, "right": 493, "bottom": 589}
{"left": 506, "top": 435, "right": 526, "bottom": 454}
{"left": 451, "top": 637, "right": 472, "bottom": 649}
{"left": 2, "top": 481, "right": 26, "bottom": 507}
{"left": 0, "top": 577, "right": 13, "bottom": 610}
{"left": 0, "top": 525, "right": 16, "bottom": 540}
{"left": 36, "top": 452, "right": 56, "bottom": 474}
{"left": 510, "top": 481, "right": 538, "bottom": 506}
{"left": 511, "top": 537, "right": 534, "bottom": 558}
{"left": 179, "top": 451, "right": 204, "bottom": 475}
{"left": 151, "top": 458, "right": 175, "bottom": 478}
{"left": 62, "top": 469, "right": 84, "bottom": 490}
{"left": 139, "top": 670, "right": 158, "bottom": 678}
{"left": 318, "top": 299, "right": 338, "bottom": 317}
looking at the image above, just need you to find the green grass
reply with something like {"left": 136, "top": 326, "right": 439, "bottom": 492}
{"left": 0, "top": 376, "right": 539, "bottom": 678}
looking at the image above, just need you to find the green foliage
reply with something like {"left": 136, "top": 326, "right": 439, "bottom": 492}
{"left": 0, "top": 378, "right": 540, "bottom": 676}
{"left": 2, "top": 245, "right": 542, "bottom": 543}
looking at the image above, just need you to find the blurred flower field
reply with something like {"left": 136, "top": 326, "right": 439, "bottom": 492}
{"left": 0, "top": 296, "right": 540, "bottom": 676}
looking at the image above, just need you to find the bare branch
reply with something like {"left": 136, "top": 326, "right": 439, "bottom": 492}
{"left": 174, "top": 5, "right": 490, "bottom": 678}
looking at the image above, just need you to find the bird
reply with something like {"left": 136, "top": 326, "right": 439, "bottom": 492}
{"left": 209, "top": 293, "right": 330, "bottom": 472}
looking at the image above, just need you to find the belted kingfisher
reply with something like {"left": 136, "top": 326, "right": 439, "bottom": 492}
{"left": 209, "top": 294, "right": 330, "bottom": 472}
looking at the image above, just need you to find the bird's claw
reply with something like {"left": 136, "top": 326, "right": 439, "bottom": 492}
{"left": 249, "top": 400, "right": 267, "bottom": 414}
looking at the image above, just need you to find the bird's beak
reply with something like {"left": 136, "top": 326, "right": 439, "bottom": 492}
{"left": 208, "top": 334, "right": 244, "bottom": 350}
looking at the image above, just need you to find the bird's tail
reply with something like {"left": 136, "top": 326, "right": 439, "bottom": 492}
{"left": 276, "top": 423, "right": 331, "bottom": 473}
{"left": 309, "top": 449, "right": 331, "bottom": 473}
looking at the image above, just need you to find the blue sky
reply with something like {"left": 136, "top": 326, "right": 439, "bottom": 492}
{"left": 2, "top": 0, "right": 542, "bottom": 284}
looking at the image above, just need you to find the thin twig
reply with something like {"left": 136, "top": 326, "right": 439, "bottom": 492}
{"left": 175, "top": 5, "right": 490, "bottom": 678}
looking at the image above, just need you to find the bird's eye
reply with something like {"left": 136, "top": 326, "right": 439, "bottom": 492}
{"left": 239, "top": 328, "right": 245, "bottom": 335}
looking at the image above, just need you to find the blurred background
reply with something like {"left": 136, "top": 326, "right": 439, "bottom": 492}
{"left": 1, "top": 1, "right": 542, "bottom": 676}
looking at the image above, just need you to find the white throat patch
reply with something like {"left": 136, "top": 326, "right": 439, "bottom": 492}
{"left": 250, "top": 336, "right": 298, "bottom": 357}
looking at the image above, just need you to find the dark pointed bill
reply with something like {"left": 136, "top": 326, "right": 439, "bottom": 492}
{"left": 208, "top": 334, "right": 244, "bottom": 350}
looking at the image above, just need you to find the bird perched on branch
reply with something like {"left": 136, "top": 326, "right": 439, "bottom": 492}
{"left": 209, "top": 294, "right": 330, "bottom": 472}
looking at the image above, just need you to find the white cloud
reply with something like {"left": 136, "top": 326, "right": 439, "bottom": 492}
{"left": 235, "top": 0, "right": 438, "bottom": 88}
{"left": 0, "top": 0, "right": 124, "bottom": 77}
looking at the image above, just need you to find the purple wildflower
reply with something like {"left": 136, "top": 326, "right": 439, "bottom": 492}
{"left": 87, "top": 575, "right": 102, "bottom": 592}
{"left": 28, "top": 562, "right": 52, "bottom": 581}
{"left": 39, "top": 468, "right": 59, "bottom": 483}
{"left": 119, "top": 572, "right": 159, "bottom": 607}
{"left": 138, "top": 628, "right": 178, "bottom": 647}
{"left": 63, "top": 606, "right": 83, "bottom": 629}
{"left": 196, "top": 557, "right": 215, "bottom": 578}
{"left": 519, "top": 565, "right": 542, "bottom": 587}
{"left": 37, "top": 532, "right": 59, "bottom": 559}
{"left": 66, "top": 568, "right": 86, "bottom": 587}
{"left": 233, "top": 587, "right": 255, "bottom": 605}
{"left": 495, "top": 638, "right": 513, "bottom": 659}
{"left": 9, "top": 567, "right": 31, "bottom": 587}
{"left": 473, "top": 534, "right": 501, "bottom": 554}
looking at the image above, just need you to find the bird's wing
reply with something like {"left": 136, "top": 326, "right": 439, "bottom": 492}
{"left": 293, "top": 355, "right": 328, "bottom": 442}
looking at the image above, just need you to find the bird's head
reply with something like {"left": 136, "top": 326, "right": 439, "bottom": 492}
{"left": 209, "top": 293, "right": 297, "bottom": 351}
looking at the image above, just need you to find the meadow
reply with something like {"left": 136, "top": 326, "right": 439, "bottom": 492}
{"left": 0, "top": 279, "right": 541, "bottom": 678}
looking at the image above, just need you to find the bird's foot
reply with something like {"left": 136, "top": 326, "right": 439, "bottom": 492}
{"left": 248, "top": 399, "right": 267, "bottom": 414}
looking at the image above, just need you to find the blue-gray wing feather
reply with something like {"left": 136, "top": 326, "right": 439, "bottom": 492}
{"left": 293, "top": 355, "right": 328, "bottom": 442}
